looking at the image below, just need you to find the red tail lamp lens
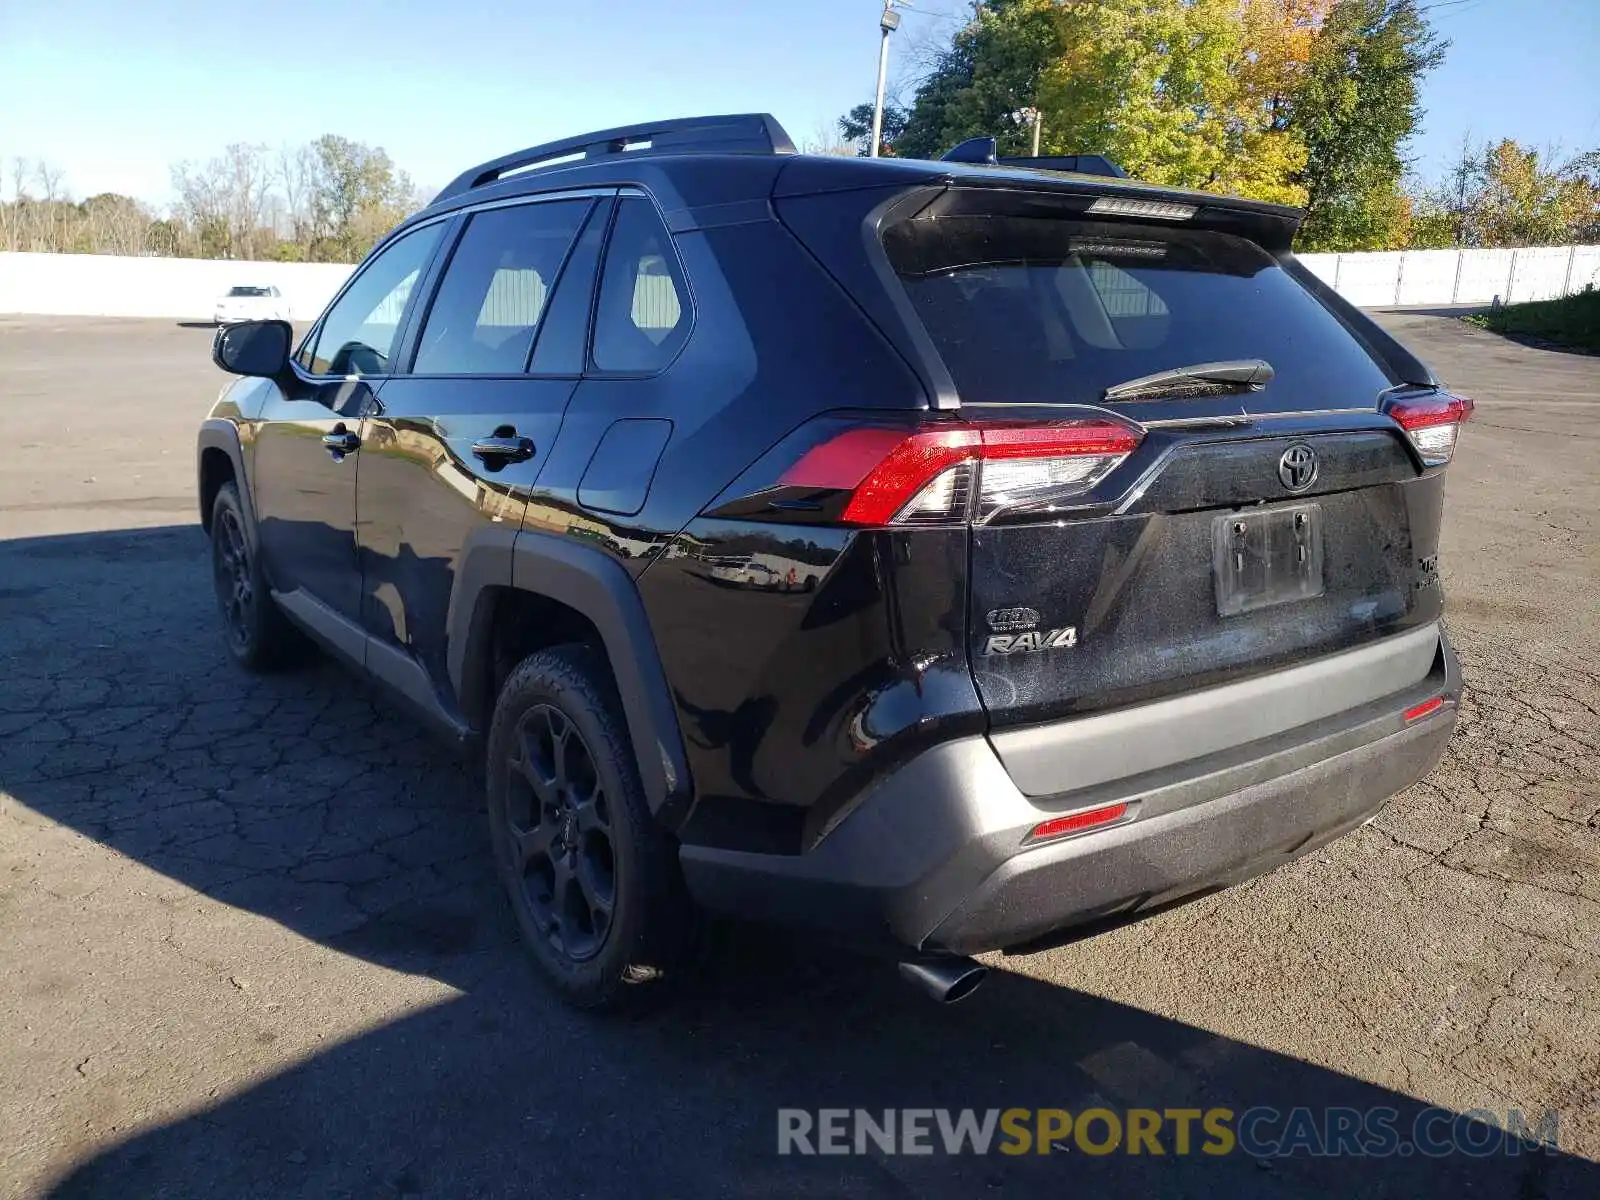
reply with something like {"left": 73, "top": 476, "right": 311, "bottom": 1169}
{"left": 779, "top": 419, "right": 1143, "bottom": 527}
{"left": 1387, "top": 393, "right": 1473, "bottom": 467}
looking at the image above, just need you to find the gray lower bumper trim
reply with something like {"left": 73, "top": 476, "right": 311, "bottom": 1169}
{"left": 680, "top": 631, "right": 1458, "bottom": 955}
{"left": 990, "top": 623, "right": 1442, "bottom": 796}
{"left": 928, "top": 714, "right": 1450, "bottom": 954}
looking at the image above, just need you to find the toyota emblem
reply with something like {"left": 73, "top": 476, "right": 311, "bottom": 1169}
{"left": 1278, "top": 442, "right": 1318, "bottom": 492}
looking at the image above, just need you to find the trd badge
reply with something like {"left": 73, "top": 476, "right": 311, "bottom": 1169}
{"left": 985, "top": 607, "right": 1041, "bottom": 633}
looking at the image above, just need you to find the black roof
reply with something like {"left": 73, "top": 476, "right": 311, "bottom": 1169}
{"left": 408, "top": 112, "right": 1303, "bottom": 249}
{"left": 431, "top": 113, "right": 796, "bottom": 204}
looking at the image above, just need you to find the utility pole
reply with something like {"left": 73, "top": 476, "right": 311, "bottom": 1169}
{"left": 1022, "top": 107, "right": 1042, "bottom": 156}
{"left": 870, "top": 1, "right": 905, "bottom": 157}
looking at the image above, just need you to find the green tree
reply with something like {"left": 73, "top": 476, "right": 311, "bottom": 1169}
{"left": 1567, "top": 151, "right": 1600, "bottom": 243}
{"left": 856, "top": 0, "right": 1059, "bottom": 161}
{"left": 77, "top": 193, "right": 154, "bottom": 256}
{"left": 308, "top": 134, "right": 416, "bottom": 262}
{"left": 1476, "top": 140, "right": 1600, "bottom": 247}
{"left": 891, "top": 45, "right": 979, "bottom": 160}
{"left": 848, "top": 0, "right": 1311, "bottom": 205}
{"left": 1408, "top": 132, "right": 1485, "bottom": 248}
{"left": 145, "top": 218, "right": 182, "bottom": 257}
{"left": 1408, "top": 137, "right": 1599, "bottom": 249}
{"left": 1043, "top": 0, "right": 1308, "bottom": 204}
{"left": 837, "top": 102, "right": 910, "bottom": 156}
{"left": 1293, "top": 0, "right": 1445, "bottom": 249}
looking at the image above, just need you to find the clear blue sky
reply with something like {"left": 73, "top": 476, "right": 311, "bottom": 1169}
{"left": 1, "top": 0, "right": 1596, "bottom": 203}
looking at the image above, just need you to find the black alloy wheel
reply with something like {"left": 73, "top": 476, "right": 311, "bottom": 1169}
{"left": 486, "top": 645, "right": 695, "bottom": 1008}
{"left": 212, "top": 504, "right": 255, "bottom": 656}
{"left": 501, "top": 703, "right": 617, "bottom": 962}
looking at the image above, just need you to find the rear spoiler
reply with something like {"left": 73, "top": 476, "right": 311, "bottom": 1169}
{"left": 905, "top": 177, "right": 1304, "bottom": 255}
{"left": 772, "top": 156, "right": 1304, "bottom": 253}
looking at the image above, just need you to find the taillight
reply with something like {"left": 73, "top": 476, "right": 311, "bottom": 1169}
{"left": 1387, "top": 392, "right": 1473, "bottom": 467}
{"left": 779, "top": 418, "right": 1143, "bottom": 526}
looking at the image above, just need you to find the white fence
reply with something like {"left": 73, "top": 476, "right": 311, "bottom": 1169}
{"left": 0, "top": 252, "right": 353, "bottom": 321}
{"left": 1298, "top": 245, "right": 1600, "bottom": 308}
{"left": 3, "top": 244, "right": 1598, "bottom": 322}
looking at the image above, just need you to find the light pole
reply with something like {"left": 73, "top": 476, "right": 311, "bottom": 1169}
{"left": 870, "top": 1, "right": 905, "bottom": 158}
{"left": 1019, "top": 107, "right": 1043, "bottom": 157}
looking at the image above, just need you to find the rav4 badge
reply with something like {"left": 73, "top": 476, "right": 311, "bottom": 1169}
{"left": 982, "top": 628, "right": 1079, "bottom": 656}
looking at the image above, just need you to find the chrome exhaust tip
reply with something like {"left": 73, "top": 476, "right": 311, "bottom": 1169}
{"left": 898, "top": 956, "right": 989, "bottom": 1004}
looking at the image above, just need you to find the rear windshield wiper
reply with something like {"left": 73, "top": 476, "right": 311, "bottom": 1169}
{"left": 1102, "top": 359, "right": 1274, "bottom": 402}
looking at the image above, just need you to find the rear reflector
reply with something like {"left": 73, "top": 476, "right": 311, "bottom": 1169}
{"left": 1387, "top": 393, "right": 1474, "bottom": 467}
{"left": 780, "top": 418, "right": 1143, "bottom": 526}
{"left": 1029, "top": 802, "right": 1130, "bottom": 843}
{"left": 1403, "top": 696, "right": 1446, "bottom": 723}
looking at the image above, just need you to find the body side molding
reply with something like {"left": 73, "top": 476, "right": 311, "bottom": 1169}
{"left": 274, "top": 587, "right": 473, "bottom": 745}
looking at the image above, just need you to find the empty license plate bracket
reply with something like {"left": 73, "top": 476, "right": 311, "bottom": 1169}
{"left": 1213, "top": 504, "right": 1325, "bottom": 617}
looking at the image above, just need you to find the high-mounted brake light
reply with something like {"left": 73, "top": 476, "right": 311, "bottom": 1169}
{"left": 1086, "top": 197, "right": 1196, "bottom": 221}
{"left": 1387, "top": 392, "right": 1473, "bottom": 467}
{"left": 780, "top": 419, "right": 1143, "bottom": 527}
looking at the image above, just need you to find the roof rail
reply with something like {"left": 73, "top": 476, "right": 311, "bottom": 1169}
{"left": 433, "top": 113, "right": 797, "bottom": 204}
{"left": 939, "top": 137, "right": 1127, "bottom": 179}
{"left": 1003, "top": 154, "right": 1127, "bottom": 179}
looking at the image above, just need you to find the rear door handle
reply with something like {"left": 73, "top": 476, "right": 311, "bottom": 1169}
{"left": 322, "top": 425, "right": 361, "bottom": 458}
{"left": 471, "top": 434, "right": 536, "bottom": 465}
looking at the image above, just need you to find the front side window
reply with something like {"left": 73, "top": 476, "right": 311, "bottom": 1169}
{"left": 412, "top": 200, "right": 590, "bottom": 376}
{"left": 297, "top": 222, "right": 444, "bottom": 376}
{"left": 591, "top": 197, "right": 690, "bottom": 373}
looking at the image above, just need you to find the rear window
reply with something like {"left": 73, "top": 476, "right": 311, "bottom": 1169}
{"left": 883, "top": 216, "right": 1393, "bottom": 406}
{"left": 229, "top": 286, "right": 270, "bottom": 297}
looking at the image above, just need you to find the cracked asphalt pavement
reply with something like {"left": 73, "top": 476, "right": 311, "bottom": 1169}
{"left": 0, "top": 313, "right": 1596, "bottom": 1198}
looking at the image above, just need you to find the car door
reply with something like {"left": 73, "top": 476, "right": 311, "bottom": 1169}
{"left": 251, "top": 221, "right": 447, "bottom": 629}
{"left": 355, "top": 192, "right": 610, "bottom": 698}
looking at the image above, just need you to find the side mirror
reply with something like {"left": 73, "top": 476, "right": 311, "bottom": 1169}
{"left": 213, "top": 319, "right": 293, "bottom": 378}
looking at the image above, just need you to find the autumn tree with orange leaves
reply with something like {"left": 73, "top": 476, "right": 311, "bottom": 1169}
{"left": 844, "top": 0, "right": 1455, "bottom": 250}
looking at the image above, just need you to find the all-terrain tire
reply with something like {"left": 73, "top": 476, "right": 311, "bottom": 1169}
{"left": 208, "top": 482, "right": 306, "bottom": 672}
{"left": 485, "top": 644, "right": 695, "bottom": 1009}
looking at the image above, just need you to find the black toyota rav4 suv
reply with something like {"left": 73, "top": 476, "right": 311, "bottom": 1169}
{"left": 198, "top": 114, "right": 1468, "bottom": 1007}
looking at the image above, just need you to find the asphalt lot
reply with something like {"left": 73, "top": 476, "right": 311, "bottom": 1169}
{"left": 0, "top": 312, "right": 1596, "bottom": 1198}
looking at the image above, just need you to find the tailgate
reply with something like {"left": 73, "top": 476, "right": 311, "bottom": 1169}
{"left": 968, "top": 434, "right": 1444, "bottom": 727}
{"left": 878, "top": 201, "right": 1446, "bottom": 729}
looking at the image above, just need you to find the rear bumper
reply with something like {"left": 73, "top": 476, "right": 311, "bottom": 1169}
{"left": 680, "top": 626, "right": 1459, "bottom": 955}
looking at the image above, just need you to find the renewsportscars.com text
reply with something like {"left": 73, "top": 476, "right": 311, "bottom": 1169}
{"left": 777, "top": 1106, "right": 1561, "bottom": 1158}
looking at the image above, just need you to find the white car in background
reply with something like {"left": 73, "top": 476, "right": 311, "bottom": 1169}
{"left": 213, "top": 285, "right": 286, "bottom": 325}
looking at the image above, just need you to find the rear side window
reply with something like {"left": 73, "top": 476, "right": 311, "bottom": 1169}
{"left": 412, "top": 199, "right": 591, "bottom": 375}
{"left": 591, "top": 197, "right": 689, "bottom": 373}
{"left": 883, "top": 216, "right": 1393, "bottom": 406}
